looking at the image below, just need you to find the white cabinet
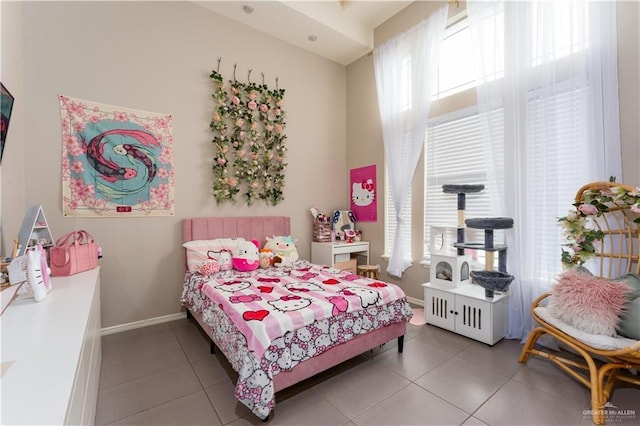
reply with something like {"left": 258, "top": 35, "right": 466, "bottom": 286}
{"left": 1, "top": 268, "right": 101, "bottom": 425}
{"left": 311, "top": 241, "right": 370, "bottom": 273}
{"left": 423, "top": 282, "right": 508, "bottom": 345}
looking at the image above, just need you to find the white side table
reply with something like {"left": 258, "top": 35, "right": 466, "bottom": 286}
{"left": 311, "top": 241, "right": 370, "bottom": 273}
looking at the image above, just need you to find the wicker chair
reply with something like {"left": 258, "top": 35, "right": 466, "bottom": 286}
{"left": 518, "top": 181, "right": 640, "bottom": 425}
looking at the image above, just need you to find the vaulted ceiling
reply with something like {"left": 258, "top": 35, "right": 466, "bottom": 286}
{"left": 194, "top": 1, "right": 413, "bottom": 65}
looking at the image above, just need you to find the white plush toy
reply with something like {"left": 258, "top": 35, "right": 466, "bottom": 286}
{"left": 232, "top": 239, "right": 260, "bottom": 272}
{"left": 264, "top": 236, "right": 299, "bottom": 267}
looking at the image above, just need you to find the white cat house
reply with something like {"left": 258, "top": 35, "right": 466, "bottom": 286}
{"left": 430, "top": 254, "right": 472, "bottom": 288}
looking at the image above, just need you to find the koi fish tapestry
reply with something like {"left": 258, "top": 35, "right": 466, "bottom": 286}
{"left": 59, "top": 95, "right": 174, "bottom": 217}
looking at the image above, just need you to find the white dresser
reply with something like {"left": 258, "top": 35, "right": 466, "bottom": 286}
{"left": 1, "top": 267, "right": 101, "bottom": 425}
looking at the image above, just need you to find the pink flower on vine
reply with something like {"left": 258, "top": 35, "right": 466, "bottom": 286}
{"left": 232, "top": 96, "right": 240, "bottom": 105}
{"left": 578, "top": 204, "right": 598, "bottom": 215}
{"left": 249, "top": 91, "right": 258, "bottom": 101}
{"left": 251, "top": 122, "right": 258, "bottom": 130}
{"left": 212, "top": 113, "right": 221, "bottom": 123}
{"left": 227, "top": 177, "right": 238, "bottom": 187}
{"left": 114, "top": 111, "right": 128, "bottom": 122}
{"left": 221, "top": 145, "right": 229, "bottom": 153}
{"left": 217, "top": 157, "right": 226, "bottom": 165}
{"left": 260, "top": 104, "right": 268, "bottom": 113}
{"left": 265, "top": 124, "right": 274, "bottom": 132}
{"left": 237, "top": 150, "right": 246, "bottom": 158}
{"left": 235, "top": 118, "right": 245, "bottom": 127}
{"left": 274, "top": 124, "right": 283, "bottom": 134}
{"left": 248, "top": 101, "right": 257, "bottom": 111}
{"left": 251, "top": 182, "right": 259, "bottom": 189}
{"left": 273, "top": 108, "right": 281, "bottom": 116}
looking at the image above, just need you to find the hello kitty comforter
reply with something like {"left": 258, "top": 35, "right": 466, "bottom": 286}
{"left": 181, "top": 260, "right": 413, "bottom": 419}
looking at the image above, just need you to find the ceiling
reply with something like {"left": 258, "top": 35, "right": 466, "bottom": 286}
{"left": 194, "top": 1, "right": 413, "bottom": 65}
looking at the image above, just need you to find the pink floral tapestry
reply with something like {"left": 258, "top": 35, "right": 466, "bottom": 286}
{"left": 59, "top": 95, "right": 174, "bottom": 217}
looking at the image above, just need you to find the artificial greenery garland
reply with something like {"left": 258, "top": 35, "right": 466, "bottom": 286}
{"left": 210, "top": 68, "right": 287, "bottom": 206}
{"left": 559, "top": 184, "right": 640, "bottom": 266}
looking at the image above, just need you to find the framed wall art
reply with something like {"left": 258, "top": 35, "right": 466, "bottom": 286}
{"left": 0, "top": 82, "right": 15, "bottom": 165}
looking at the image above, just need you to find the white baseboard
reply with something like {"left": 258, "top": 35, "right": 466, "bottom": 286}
{"left": 406, "top": 296, "right": 424, "bottom": 307}
{"left": 101, "top": 312, "right": 186, "bottom": 336}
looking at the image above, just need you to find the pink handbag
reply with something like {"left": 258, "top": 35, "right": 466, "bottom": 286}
{"left": 50, "top": 230, "right": 99, "bottom": 276}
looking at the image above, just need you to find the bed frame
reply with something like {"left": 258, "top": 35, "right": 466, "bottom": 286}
{"left": 182, "top": 216, "right": 406, "bottom": 395}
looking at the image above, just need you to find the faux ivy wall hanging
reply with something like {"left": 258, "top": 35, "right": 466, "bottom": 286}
{"left": 210, "top": 61, "right": 287, "bottom": 206}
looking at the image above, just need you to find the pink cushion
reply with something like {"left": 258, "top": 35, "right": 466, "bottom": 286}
{"left": 547, "top": 270, "right": 631, "bottom": 336}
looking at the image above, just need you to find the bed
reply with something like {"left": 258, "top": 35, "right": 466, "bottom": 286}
{"left": 180, "top": 216, "right": 413, "bottom": 420}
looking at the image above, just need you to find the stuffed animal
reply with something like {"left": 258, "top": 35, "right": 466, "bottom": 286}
{"left": 259, "top": 248, "right": 273, "bottom": 269}
{"left": 207, "top": 249, "right": 233, "bottom": 271}
{"left": 232, "top": 239, "right": 260, "bottom": 272}
{"left": 264, "top": 236, "right": 298, "bottom": 267}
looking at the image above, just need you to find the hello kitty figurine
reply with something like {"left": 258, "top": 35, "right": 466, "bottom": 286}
{"left": 232, "top": 239, "right": 260, "bottom": 272}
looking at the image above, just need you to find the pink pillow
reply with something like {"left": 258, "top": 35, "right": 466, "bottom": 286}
{"left": 547, "top": 270, "right": 631, "bottom": 336}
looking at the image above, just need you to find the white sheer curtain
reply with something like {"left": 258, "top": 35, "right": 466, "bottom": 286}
{"left": 374, "top": 6, "right": 448, "bottom": 277}
{"left": 467, "top": 0, "right": 622, "bottom": 340}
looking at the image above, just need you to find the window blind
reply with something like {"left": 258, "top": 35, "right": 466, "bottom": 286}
{"left": 424, "top": 107, "right": 505, "bottom": 264}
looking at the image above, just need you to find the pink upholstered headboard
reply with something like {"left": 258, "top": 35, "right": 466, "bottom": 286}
{"left": 183, "top": 216, "right": 291, "bottom": 246}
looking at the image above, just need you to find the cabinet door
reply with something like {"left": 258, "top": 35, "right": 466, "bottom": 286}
{"left": 453, "top": 295, "right": 491, "bottom": 343}
{"left": 424, "top": 288, "right": 455, "bottom": 330}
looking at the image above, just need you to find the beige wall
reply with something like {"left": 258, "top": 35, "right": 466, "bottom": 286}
{"left": 1, "top": 1, "right": 348, "bottom": 327}
{"left": 0, "top": 1, "right": 26, "bottom": 256}
{"left": 2, "top": 0, "right": 637, "bottom": 327}
{"left": 346, "top": 0, "right": 640, "bottom": 303}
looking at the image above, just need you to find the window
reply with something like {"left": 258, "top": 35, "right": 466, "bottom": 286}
{"left": 385, "top": 8, "right": 593, "bottom": 266}
{"left": 423, "top": 107, "right": 505, "bottom": 266}
{"left": 433, "top": 15, "right": 476, "bottom": 100}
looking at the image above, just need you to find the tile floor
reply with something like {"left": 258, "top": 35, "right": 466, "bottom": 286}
{"left": 96, "top": 317, "right": 640, "bottom": 425}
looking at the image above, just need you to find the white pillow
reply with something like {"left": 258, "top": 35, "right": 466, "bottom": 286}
{"left": 182, "top": 238, "right": 244, "bottom": 272}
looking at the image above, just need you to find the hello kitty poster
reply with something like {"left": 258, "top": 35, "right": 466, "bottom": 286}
{"left": 350, "top": 165, "right": 377, "bottom": 221}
